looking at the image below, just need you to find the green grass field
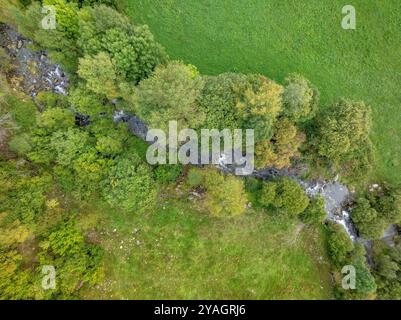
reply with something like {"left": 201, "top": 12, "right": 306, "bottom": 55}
{"left": 124, "top": 0, "right": 401, "bottom": 186}
{"left": 84, "top": 195, "right": 333, "bottom": 299}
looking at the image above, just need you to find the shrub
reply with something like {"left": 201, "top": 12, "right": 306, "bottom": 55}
{"left": 326, "top": 221, "right": 354, "bottom": 267}
{"left": 8, "top": 134, "right": 32, "bottom": 156}
{"left": 102, "top": 155, "right": 156, "bottom": 212}
{"left": 154, "top": 164, "right": 183, "bottom": 184}
{"left": 282, "top": 74, "right": 319, "bottom": 122}
{"left": 135, "top": 61, "right": 205, "bottom": 132}
{"left": 186, "top": 167, "right": 248, "bottom": 217}
{"left": 351, "top": 197, "right": 386, "bottom": 239}
{"left": 258, "top": 182, "right": 277, "bottom": 207}
{"left": 274, "top": 178, "right": 309, "bottom": 215}
{"left": 300, "top": 196, "right": 327, "bottom": 225}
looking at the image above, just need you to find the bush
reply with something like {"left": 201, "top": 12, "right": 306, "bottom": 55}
{"left": 258, "top": 182, "right": 277, "bottom": 207}
{"left": 102, "top": 155, "right": 156, "bottom": 212}
{"left": 326, "top": 221, "right": 354, "bottom": 267}
{"left": 300, "top": 196, "right": 327, "bottom": 225}
{"left": 9, "top": 96, "right": 37, "bottom": 130}
{"left": 275, "top": 178, "right": 309, "bottom": 215}
{"left": 282, "top": 73, "right": 319, "bottom": 122}
{"left": 186, "top": 167, "right": 248, "bottom": 217}
{"left": 8, "top": 134, "right": 32, "bottom": 156}
{"left": 154, "top": 164, "right": 183, "bottom": 184}
{"left": 135, "top": 61, "right": 205, "bottom": 132}
{"left": 186, "top": 168, "right": 204, "bottom": 188}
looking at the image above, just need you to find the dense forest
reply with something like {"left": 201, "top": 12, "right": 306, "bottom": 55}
{"left": 0, "top": 0, "right": 400, "bottom": 300}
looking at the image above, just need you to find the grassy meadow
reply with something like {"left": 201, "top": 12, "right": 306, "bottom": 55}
{"left": 84, "top": 194, "right": 333, "bottom": 299}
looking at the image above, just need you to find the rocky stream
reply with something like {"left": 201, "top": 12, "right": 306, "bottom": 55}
{"left": 1, "top": 23, "right": 399, "bottom": 254}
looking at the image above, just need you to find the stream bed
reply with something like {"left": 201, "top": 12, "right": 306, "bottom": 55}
{"left": 2, "top": 23, "right": 398, "bottom": 248}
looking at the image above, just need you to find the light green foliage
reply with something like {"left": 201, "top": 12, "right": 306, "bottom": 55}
{"left": 367, "top": 187, "right": 401, "bottom": 226}
{"left": 37, "top": 107, "right": 75, "bottom": 132}
{"left": 236, "top": 75, "right": 283, "bottom": 141}
{"left": 23, "top": 1, "right": 80, "bottom": 71}
{"left": 136, "top": 61, "right": 204, "bottom": 131}
{"left": 258, "top": 182, "right": 276, "bottom": 207}
{"left": 8, "top": 133, "right": 32, "bottom": 156}
{"left": 78, "top": 4, "right": 133, "bottom": 54}
{"left": 39, "top": 221, "right": 104, "bottom": 298}
{"left": 353, "top": 259, "right": 377, "bottom": 298}
{"left": 102, "top": 155, "right": 156, "bottom": 212}
{"left": 72, "top": 150, "right": 110, "bottom": 198}
{"left": 46, "top": 222, "right": 84, "bottom": 257}
{"left": 0, "top": 212, "right": 36, "bottom": 300}
{"left": 186, "top": 168, "right": 204, "bottom": 188}
{"left": 186, "top": 167, "right": 247, "bottom": 217}
{"left": 0, "top": 162, "right": 52, "bottom": 225}
{"left": 35, "top": 92, "right": 69, "bottom": 110}
{"left": 0, "top": 216, "right": 30, "bottom": 248}
{"left": 44, "top": 0, "right": 80, "bottom": 38}
{"left": 335, "top": 242, "right": 377, "bottom": 300}
{"left": 68, "top": 84, "right": 108, "bottom": 117}
{"left": 0, "top": 248, "right": 40, "bottom": 299}
{"left": 300, "top": 196, "right": 327, "bottom": 226}
{"left": 9, "top": 96, "right": 37, "bottom": 130}
{"left": 26, "top": 107, "right": 75, "bottom": 164}
{"left": 50, "top": 128, "right": 90, "bottom": 166}
{"left": 77, "top": 52, "right": 119, "bottom": 99}
{"left": 95, "top": 136, "right": 122, "bottom": 156}
{"left": 282, "top": 74, "right": 319, "bottom": 122}
{"left": 313, "top": 99, "right": 374, "bottom": 183}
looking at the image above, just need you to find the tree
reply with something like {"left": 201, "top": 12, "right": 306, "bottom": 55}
{"left": 68, "top": 84, "right": 108, "bottom": 117}
{"left": 371, "top": 241, "right": 401, "bottom": 299}
{"left": 135, "top": 61, "right": 205, "bottom": 131}
{"left": 316, "top": 99, "right": 372, "bottom": 161}
{"left": 72, "top": 150, "right": 110, "bottom": 198}
{"left": 237, "top": 75, "right": 283, "bottom": 141}
{"left": 39, "top": 221, "right": 104, "bottom": 298}
{"left": 37, "top": 107, "right": 75, "bottom": 132}
{"left": 282, "top": 74, "right": 319, "bottom": 122}
{"left": 78, "top": 4, "right": 167, "bottom": 83}
{"left": 186, "top": 167, "right": 248, "bottom": 217}
{"left": 255, "top": 118, "right": 305, "bottom": 169}
{"left": 23, "top": 0, "right": 81, "bottom": 71}
{"left": 154, "top": 164, "right": 183, "bottom": 184}
{"left": 102, "top": 155, "right": 156, "bottom": 212}
{"left": 95, "top": 136, "right": 122, "bottom": 156}
{"left": 351, "top": 197, "right": 386, "bottom": 239}
{"left": 197, "top": 73, "right": 248, "bottom": 130}
{"left": 50, "top": 128, "right": 90, "bottom": 166}
{"left": 77, "top": 52, "right": 119, "bottom": 99}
